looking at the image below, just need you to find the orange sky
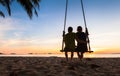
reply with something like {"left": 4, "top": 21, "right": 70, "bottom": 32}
{"left": 1, "top": 46, "right": 120, "bottom": 55}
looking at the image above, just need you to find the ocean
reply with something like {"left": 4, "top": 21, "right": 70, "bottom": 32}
{"left": 0, "top": 53, "right": 120, "bottom": 58}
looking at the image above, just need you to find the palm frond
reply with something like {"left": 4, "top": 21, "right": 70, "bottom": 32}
{"left": 0, "top": 0, "right": 40, "bottom": 19}
{"left": 34, "top": 8, "right": 38, "bottom": 16}
{"left": 0, "top": 11, "right": 5, "bottom": 17}
{"left": 32, "top": 0, "right": 41, "bottom": 17}
{"left": 4, "top": 0, "right": 11, "bottom": 16}
{"left": 0, "top": 0, "right": 5, "bottom": 6}
{"left": 32, "top": 0, "right": 40, "bottom": 8}
{"left": 17, "top": 0, "right": 40, "bottom": 19}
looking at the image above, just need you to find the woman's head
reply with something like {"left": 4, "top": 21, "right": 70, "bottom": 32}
{"left": 77, "top": 26, "right": 82, "bottom": 32}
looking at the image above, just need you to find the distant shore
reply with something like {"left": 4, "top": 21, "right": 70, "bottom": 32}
{"left": 0, "top": 53, "right": 120, "bottom": 58}
{"left": 0, "top": 57, "right": 120, "bottom": 76}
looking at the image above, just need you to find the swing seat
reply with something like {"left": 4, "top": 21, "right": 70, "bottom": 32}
{"left": 60, "top": 50, "right": 64, "bottom": 52}
{"left": 60, "top": 47, "right": 76, "bottom": 52}
{"left": 60, "top": 49, "right": 93, "bottom": 53}
{"left": 86, "top": 51, "right": 94, "bottom": 53}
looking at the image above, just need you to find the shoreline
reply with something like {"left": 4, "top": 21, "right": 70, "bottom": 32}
{"left": 0, "top": 53, "right": 120, "bottom": 58}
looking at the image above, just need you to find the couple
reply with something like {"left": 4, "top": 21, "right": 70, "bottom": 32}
{"left": 63, "top": 26, "right": 88, "bottom": 61}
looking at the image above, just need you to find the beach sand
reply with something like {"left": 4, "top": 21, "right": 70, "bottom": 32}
{"left": 0, "top": 57, "right": 120, "bottom": 76}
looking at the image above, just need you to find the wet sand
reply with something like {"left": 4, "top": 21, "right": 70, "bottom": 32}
{"left": 0, "top": 57, "right": 120, "bottom": 76}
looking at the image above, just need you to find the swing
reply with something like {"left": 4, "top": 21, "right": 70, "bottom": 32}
{"left": 60, "top": 0, "right": 93, "bottom": 53}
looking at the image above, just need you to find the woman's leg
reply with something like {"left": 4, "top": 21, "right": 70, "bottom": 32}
{"left": 81, "top": 52, "right": 84, "bottom": 59}
{"left": 77, "top": 52, "right": 82, "bottom": 60}
{"left": 65, "top": 51, "right": 68, "bottom": 61}
{"left": 71, "top": 52, "right": 74, "bottom": 60}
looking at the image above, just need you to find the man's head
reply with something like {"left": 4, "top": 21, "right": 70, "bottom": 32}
{"left": 68, "top": 27, "right": 73, "bottom": 33}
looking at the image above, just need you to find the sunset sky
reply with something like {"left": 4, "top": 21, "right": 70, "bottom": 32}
{"left": 0, "top": 0, "right": 120, "bottom": 54}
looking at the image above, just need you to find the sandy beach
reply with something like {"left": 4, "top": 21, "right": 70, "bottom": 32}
{"left": 0, "top": 57, "right": 120, "bottom": 76}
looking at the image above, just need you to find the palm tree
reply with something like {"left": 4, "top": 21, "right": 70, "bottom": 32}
{"left": 0, "top": 0, "right": 41, "bottom": 19}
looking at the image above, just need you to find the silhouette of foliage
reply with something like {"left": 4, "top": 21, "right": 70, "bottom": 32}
{"left": 0, "top": 0, "right": 41, "bottom": 19}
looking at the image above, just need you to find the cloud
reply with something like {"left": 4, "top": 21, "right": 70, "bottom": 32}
{"left": 0, "top": 17, "right": 24, "bottom": 39}
{"left": 0, "top": 17, "right": 28, "bottom": 49}
{"left": 0, "top": 17, "right": 61, "bottom": 53}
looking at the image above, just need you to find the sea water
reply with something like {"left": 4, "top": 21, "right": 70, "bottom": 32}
{"left": 0, "top": 53, "right": 120, "bottom": 58}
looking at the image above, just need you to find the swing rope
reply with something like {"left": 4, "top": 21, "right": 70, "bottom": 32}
{"left": 61, "top": 0, "right": 68, "bottom": 52}
{"left": 80, "top": 0, "right": 93, "bottom": 53}
{"left": 61, "top": 0, "right": 93, "bottom": 53}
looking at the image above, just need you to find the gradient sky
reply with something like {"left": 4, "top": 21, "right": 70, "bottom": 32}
{"left": 0, "top": 0, "right": 120, "bottom": 54}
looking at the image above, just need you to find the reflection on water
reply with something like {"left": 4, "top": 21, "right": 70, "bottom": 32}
{"left": 0, "top": 53, "right": 120, "bottom": 58}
